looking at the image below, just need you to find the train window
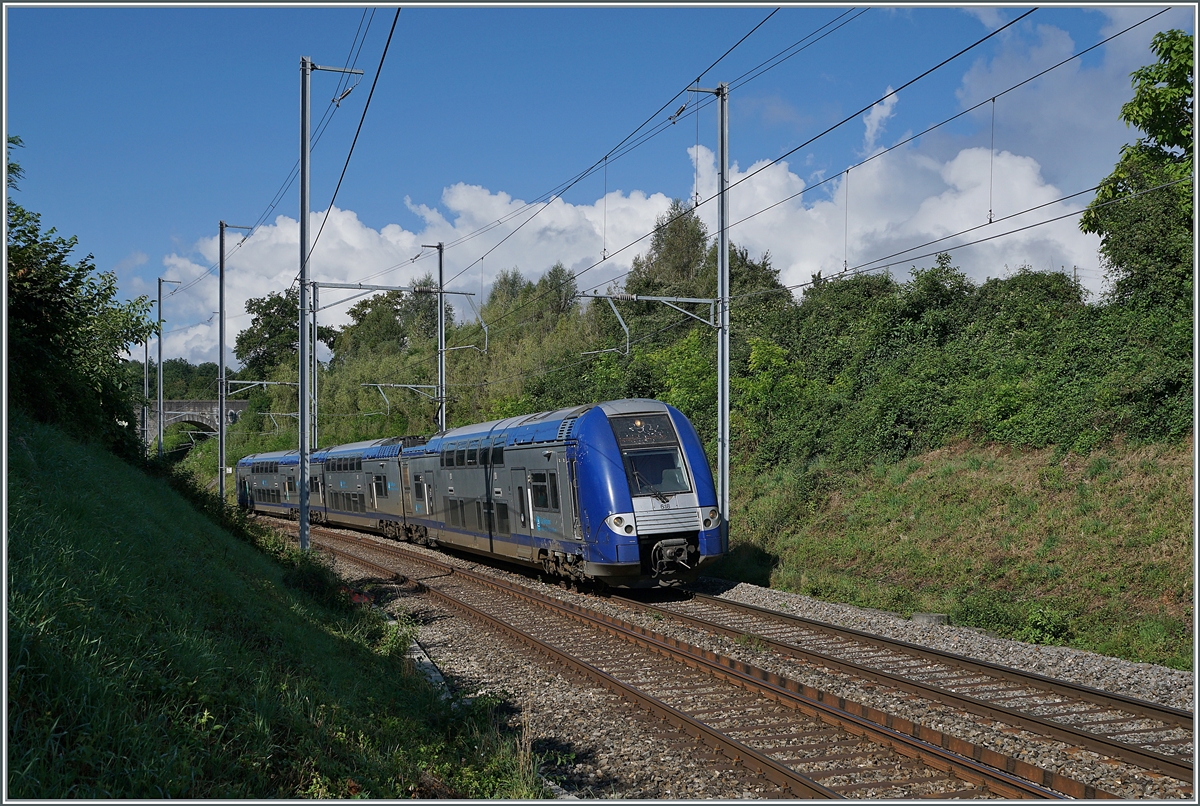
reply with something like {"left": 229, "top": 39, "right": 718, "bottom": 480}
{"left": 472, "top": 501, "right": 483, "bottom": 531}
{"left": 414, "top": 475, "right": 425, "bottom": 502}
{"left": 495, "top": 502, "right": 510, "bottom": 536}
{"left": 458, "top": 499, "right": 467, "bottom": 528}
{"left": 549, "top": 472, "right": 560, "bottom": 510}
{"left": 491, "top": 439, "right": 504, "bottom": 466}
{"left": 479, "top": 439, "right": 491, "bottom": 466}
{"left": 623, "top": 447, "right": 691, "bottom": 496}
{"left": 373, "top": 474, "right": 388, "bottom": 498}
{"left": 286, "top": 476, "right": 296, "bottom": 494}
{"left": 443, "top": 497, "right": 454, "bottom": 525}
{"left": 440, "top": 443, "right": 453, "bottom": 467}
{"left": 466, "top": 440, "right": 479, "bottom": 465}
{"left": 531, "top": 472, "right": 556, "bottom": 511}
{"left": 455, "top": 444, "right": 466, "bottom": 467}
{"left": 355, "top": 458, "right": 362, "bottom": 472}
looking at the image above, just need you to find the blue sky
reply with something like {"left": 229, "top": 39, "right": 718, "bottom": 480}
{"left": 5, "top": 4, "right": 1195, "bottom": 366}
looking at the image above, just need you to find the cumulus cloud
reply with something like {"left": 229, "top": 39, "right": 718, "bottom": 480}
{"left": 687, "top": 131, "right": 1100, "bottom": 298}
{"left": 155, "top": 187, "right": 673, "bottom": 366}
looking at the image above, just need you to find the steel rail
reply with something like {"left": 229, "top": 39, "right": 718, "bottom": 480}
{"left": 310, "top": 529, "right": 1077, "bottom": 799}
{"left": 412, "top": 575, "right": 840, "bottom": 798}
{"left": 311, "top": 530, "right": 830, "bottom": 796}
{"left": 626, "top": 592, "right": 1193, "bottom": 782}
{"left": 691, "top": 592, "right": 1193, "bottom": 727}
{"left": 452, "top": 568, "right": 1088, "bottom": 800}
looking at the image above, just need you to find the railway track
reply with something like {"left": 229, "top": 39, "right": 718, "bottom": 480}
{"left": 294, "top": 524, "right": 1133, "bottom": 799}
{"left": 611, "top": 591, "right": 1194, "bottom": 783}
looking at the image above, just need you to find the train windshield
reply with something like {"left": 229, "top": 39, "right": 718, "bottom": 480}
{"left": 609, "top": 413, "right": 691, "bottom": 497}
{"left": 623, "top": 448, "right": 690, "bottom": 496}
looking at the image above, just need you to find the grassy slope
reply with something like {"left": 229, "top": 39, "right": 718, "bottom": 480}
{"left": 718, "top": 438, "right": 1193, "bottom": 670}
{"left": 7, "top": 416, "right": 541, "bottom": 798}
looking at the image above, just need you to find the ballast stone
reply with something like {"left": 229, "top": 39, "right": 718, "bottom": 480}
{"left": 912, "top": 612, "right": 948, "bottom": 626}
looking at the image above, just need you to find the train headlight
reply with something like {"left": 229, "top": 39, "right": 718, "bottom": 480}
{"left": 702, "top": 508, "right": 721, "bottom": 530}
{"left": 604, "top": 513, "right": 637, "bottom": 537}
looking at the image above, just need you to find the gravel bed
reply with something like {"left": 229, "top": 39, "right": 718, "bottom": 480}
{"left": 307, "top": 524, "right": 1194, "bottom": 799}
{"left": 690, "top": 577, "right": 1195, "bottom": 712}
{"left": 398, "top": 581, "right": 789, "bottom": 799}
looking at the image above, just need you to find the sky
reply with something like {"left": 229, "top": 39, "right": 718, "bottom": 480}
{"left": 5, "top": 3, "right": 1195, "bottom": 368}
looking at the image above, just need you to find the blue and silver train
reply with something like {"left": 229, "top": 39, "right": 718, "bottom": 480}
{"left": 236, "top": 399, "right": 726, "bottom": 587}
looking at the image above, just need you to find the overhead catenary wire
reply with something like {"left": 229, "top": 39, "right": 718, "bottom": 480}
{"left": 346, "top": 8, "right": 860, "bottom": 291}
{"left": 166, "top": 12, "right": 379, "bottom": 299}
{"left": 305, "top": 8, "right": 401, "bottom": 267}
{"left": 434, "top": 172, "right": 1190, "bottom": 403}
{"left": 426, "top": 8, "right": 1040, "bottom": 357}
{"left": 732, "top": 174, "right": 1193, "bottom": 304}
{"left": 280, "top": 6, "right": 1161, "bottom": 393}
{"left": 394, "top": 4, "right": 1141, "bottom": 393}
{"left": 428, "top": 6, "right": 785, "bottom": 290}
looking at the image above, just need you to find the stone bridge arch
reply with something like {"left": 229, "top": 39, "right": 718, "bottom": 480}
{"left": 145, "top": 399, "right": 250, "bottom": 437}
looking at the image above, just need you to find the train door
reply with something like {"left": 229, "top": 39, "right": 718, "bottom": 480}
{"left": 401, "top": 461, "right": 412, "bottom": 522}
{"left": 510, "top": 467, "right": 534, "bottom": 561}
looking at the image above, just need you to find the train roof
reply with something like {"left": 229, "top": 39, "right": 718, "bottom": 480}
{"left": 236, "top": 449, "right": 298, "bottom": 467}
{"left": 401, "top": 399, "right": 673, "bottom": 457}
{"left": 237, "top": 400, "right": 672, "bottom": 465}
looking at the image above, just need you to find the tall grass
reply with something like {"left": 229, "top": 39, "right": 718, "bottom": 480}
{"left": 724, "top": 439, "right": 1193, "bottom": 670}
{"left": 7, "top": 415, "right": 546, "bottom": 798}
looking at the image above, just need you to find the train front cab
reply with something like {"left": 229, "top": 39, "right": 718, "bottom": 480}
{"left": 574, "top": 400, "right": 724, "bottom": 587}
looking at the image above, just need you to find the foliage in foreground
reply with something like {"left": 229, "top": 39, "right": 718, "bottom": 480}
{"left": 6, "top": 138, "right": 154, "bottom": 461}
{"left": 6, "top": 415, "right": 545, "bottom": 798}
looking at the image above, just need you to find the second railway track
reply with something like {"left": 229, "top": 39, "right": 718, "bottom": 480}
{"left": 612, "top": 591, "right": 1194, "bottom": 782}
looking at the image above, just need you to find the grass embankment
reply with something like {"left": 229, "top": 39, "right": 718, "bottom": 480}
{"left": 7, "top": 416, "right": 544, "bottom": 798}
{"left": 717, "top": 438, "right": 1193, "bottom": 670}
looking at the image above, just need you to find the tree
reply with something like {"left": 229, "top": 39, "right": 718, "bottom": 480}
{"left": 534, "top": 262, "right": 578, "bottom": 320}
{"left": 330, "top": 272, "right": 453, "bottom": 365}
{"left": 7, "top": 136, "right": 155, "bottom": 458}
{"left": 625, "top": 199, "right": 709, "bottom": 296}
{"left": 1080, "top": 29, "right": 1193, "bottom": 308}
{"left": 234, "top": 287, "right": 337, "bottom": 378}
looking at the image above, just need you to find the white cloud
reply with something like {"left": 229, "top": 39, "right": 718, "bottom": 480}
{"left": 861, "top": 87, "right": 897, "bottom": 153}
{"left": 962, "top": 7, "right": 1008, "bottom": 31}
{"left": 156, "top": 187, "right": 673, "bottom": 367}
{"left": 114, "top": 250, "right": 148, "bottom": 272}
{"left": 158, "top": 125, "right": 1105, "bottom": 369}
{"left": 688, "top": 130, "right": 1100, "bottom": 298}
